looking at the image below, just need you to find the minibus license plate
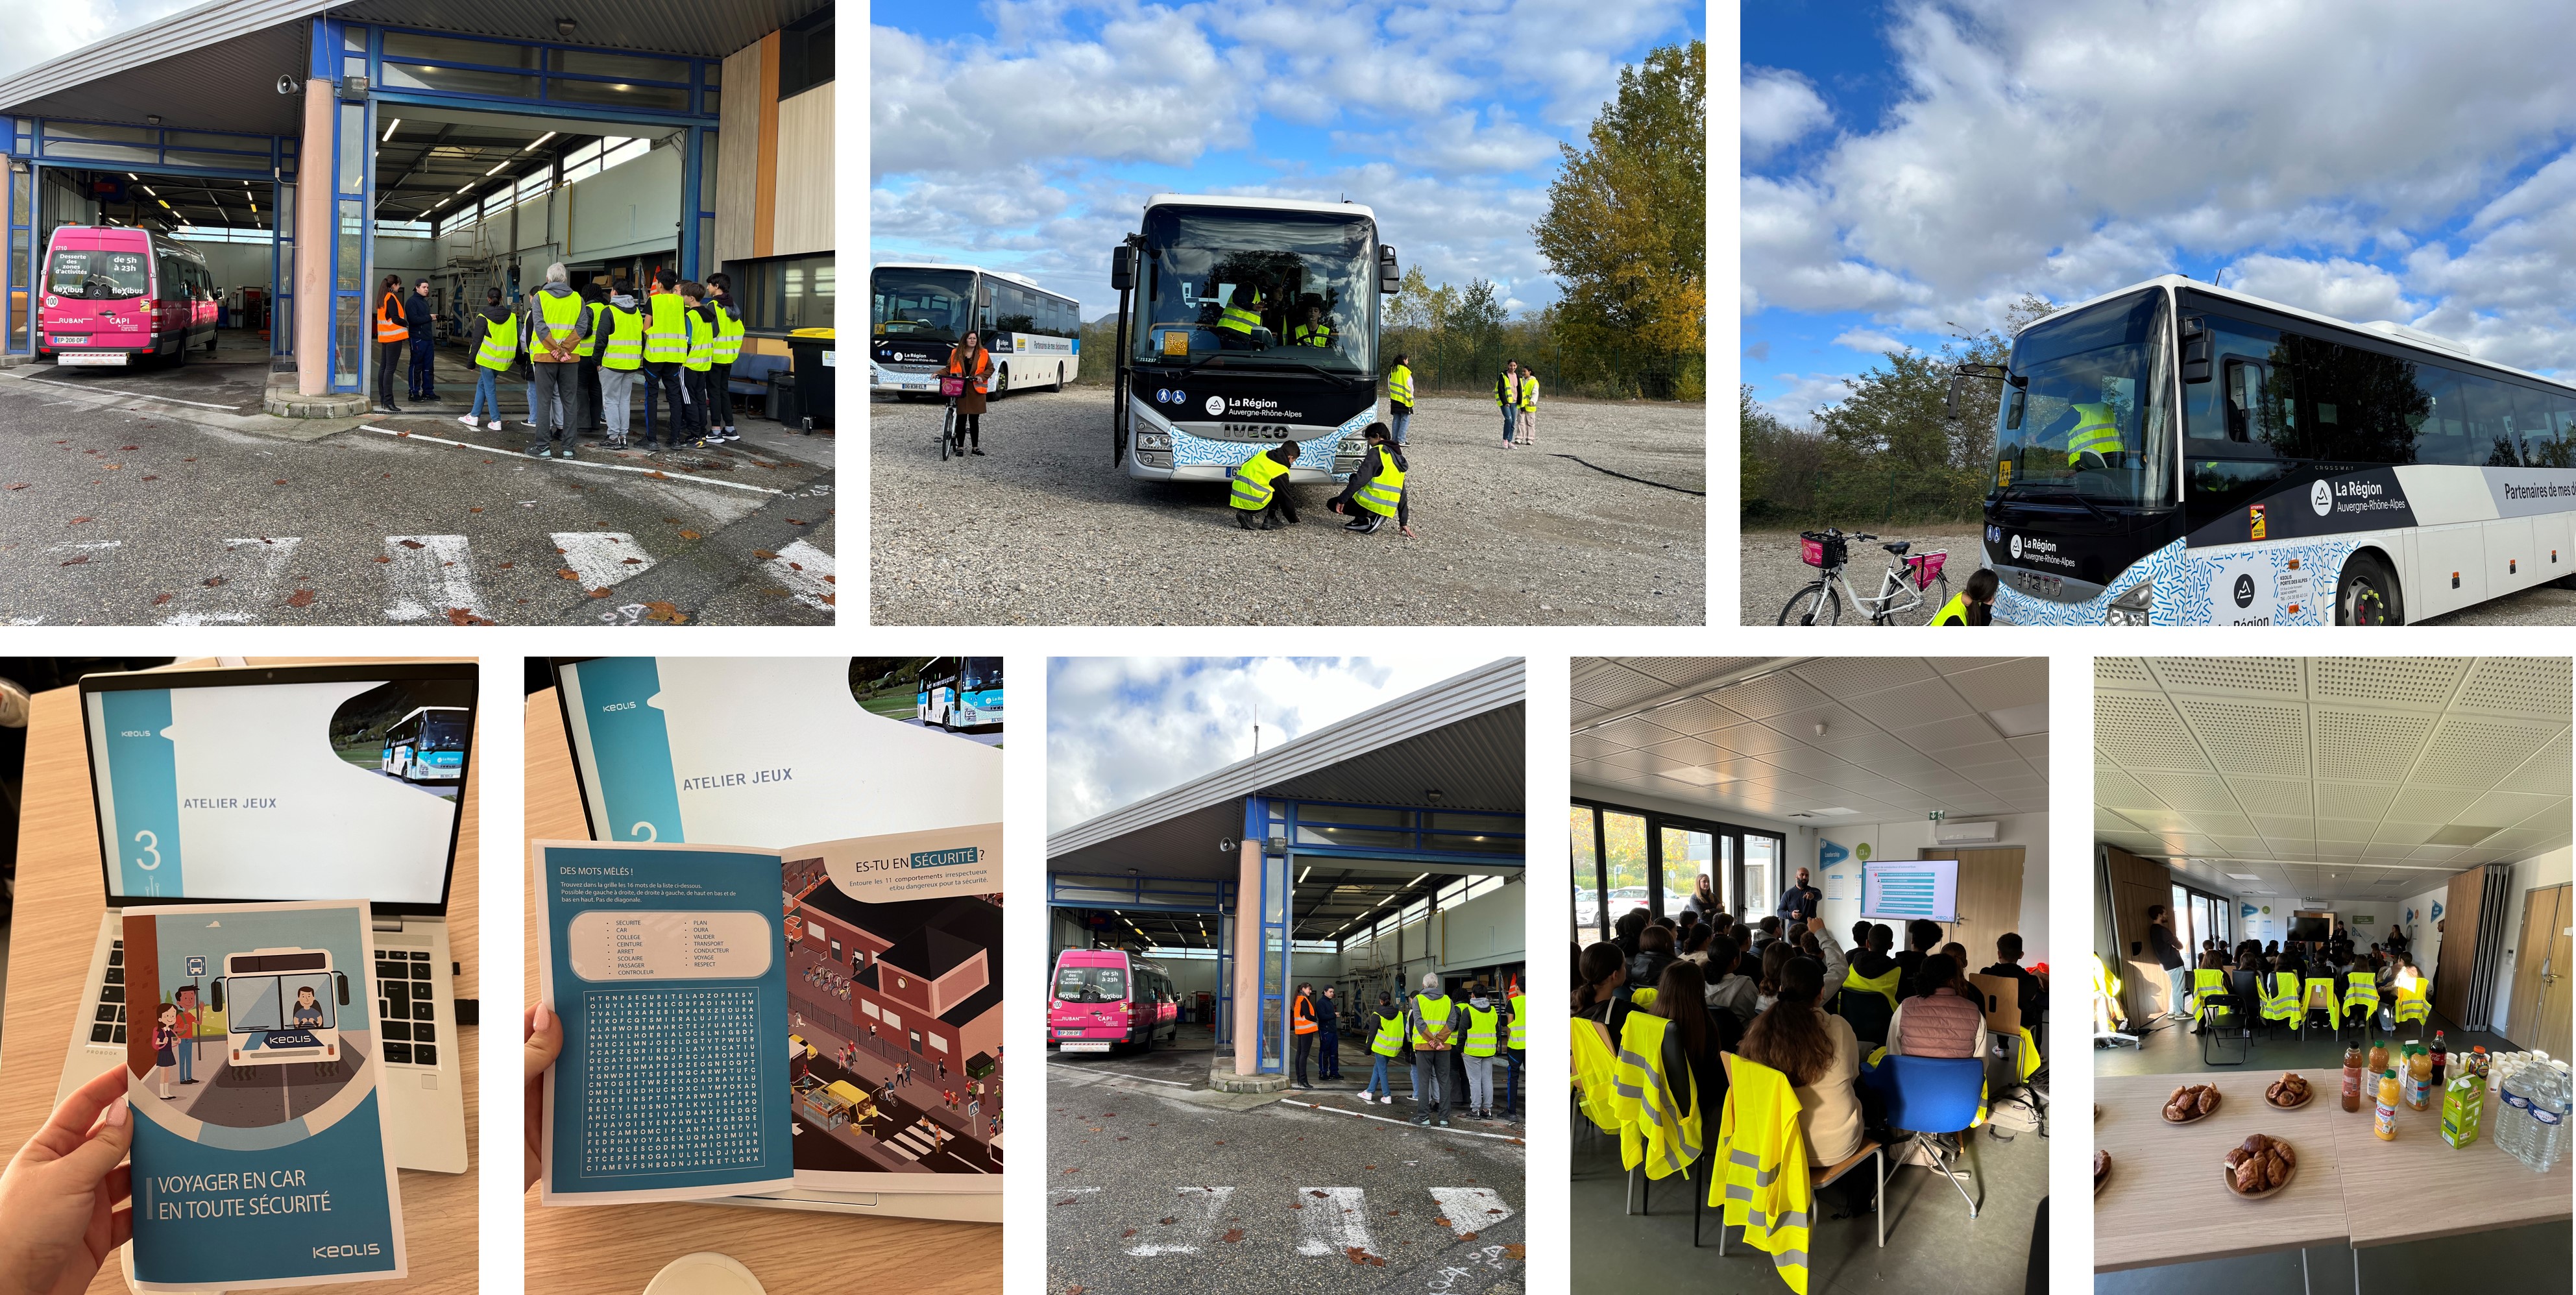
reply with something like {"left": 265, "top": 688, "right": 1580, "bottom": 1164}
{"left": 51, "top": 335, "right": 88, "bottom": 345}
{"left": 58, "top": 352, "right": 128, "bottom": 367}
{"left": 1060, "top": 1041, "right": 1110, "bottom": 1052}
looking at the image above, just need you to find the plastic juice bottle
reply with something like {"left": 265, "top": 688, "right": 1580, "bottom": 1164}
{"left": 2342, "top": 1043, "right": 2365, "bottom": 1111}
{"left": 2376, "top": 1067, "right": 2402, "bottom": 1141}
{"left": 2369, "top": 1039, "right": 2388, "bottom": 1076}
{"left": 2442, "top": 1065, "right": 2486, "bottom": 1148}
{"left": 2408, "top": 1045, "right": 2436, "bottom": 1110}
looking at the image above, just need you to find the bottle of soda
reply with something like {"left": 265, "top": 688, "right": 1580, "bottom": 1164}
{"left": 2431, "top": 1030, "right": 2448, "bottom": 1086}
{"left": 2342, "top": 1043, "right": 2364, "bottom": 1112}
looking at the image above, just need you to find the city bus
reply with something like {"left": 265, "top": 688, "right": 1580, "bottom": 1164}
{"left": 1106, "top": 194, "right": 1400, "bottom": 485}
{"left": 869, "top": 262, "right": 1082, "bottom": 397}
{"left": 1049, "top": 948, "right": 1180, "bottom": 1053}
{"left": 380, "top": 706, "right": 471, "bottom": 783}
{"left": 208, "top": 947, "right": 352, "bottom": 1075}
{"left": 916, "top": 657, "right": 1002, "bottom": 731}
{"left": 37, "top": 225, "right": 219, "bottom": 367}
{"left": 1969, "top": 274, "right": 2576, "bottom": 625}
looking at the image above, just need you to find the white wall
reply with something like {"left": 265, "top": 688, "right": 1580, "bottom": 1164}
{"left": 568, "top": 144, "right": 683, "bottom": 261}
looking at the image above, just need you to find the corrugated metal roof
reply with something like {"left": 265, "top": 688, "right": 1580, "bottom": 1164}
{"left": 1048, "top": 659, "right": 1525, "bottom": 877}
{"left": 0, "top": 0, "right": 824, "bottom": 136}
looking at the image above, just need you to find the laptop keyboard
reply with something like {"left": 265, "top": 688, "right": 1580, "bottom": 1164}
{"left": 375, "top": 948, "right": 438, "bottom": 1067}
{"left": 86, "top": 941, "right": 126, "bottom": 1045}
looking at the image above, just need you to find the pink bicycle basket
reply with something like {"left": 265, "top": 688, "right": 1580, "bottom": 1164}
{"left": 1801, "top": 537, "right": 1827, "bottom": 567}
{"left": 939, "top": 374, "right": 967, "bottom": 397}
{"left": 1908, "top": 551, "right": 1948, "bottom": 590}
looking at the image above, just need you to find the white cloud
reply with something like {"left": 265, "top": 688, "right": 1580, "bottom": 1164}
{"left": 1757, "top": 372, "right": 1863, "bottom": 427}
{"left": 2221, "top": 254, "right": 2417, "bottom": 326}
{"left": 1333, "top": 108, "right": 1561, "bottom": 177}
{"left": 0, "top": 0, "right": 194, "bottom": 80}
{"left": 1047, "top": 657, "right": 1482, "bottom": 831}
{"left": 1742, "top": 66, "right": 1832, "bottom": 162}
{"left": 1830, "top": 328, "right": 1909, "bottom": 355}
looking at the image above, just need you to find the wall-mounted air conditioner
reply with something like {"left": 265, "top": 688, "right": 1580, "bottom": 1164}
{"left": 1932, "top": 819, "right": 2000, "bottom": 845}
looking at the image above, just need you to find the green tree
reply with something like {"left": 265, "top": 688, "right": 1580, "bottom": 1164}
{"left": 1533, "top": 40, "right": 1705, "bottom": 400}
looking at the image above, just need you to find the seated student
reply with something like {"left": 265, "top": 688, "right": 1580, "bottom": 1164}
{"left": 1886, "top": 954, "right": 1991, "bottom": 1060}
{"left": 1676, "top": 909, "right": 1702, "bottom": 945}
{"left": 1894, "top": 919, "right": 1941, "bottom": 997}
{"left": 1851, "top": 920, "right": 1874, "bottom": 954}
{"left": 1653, "top": 960, "right": 1741, "bottom": 1135}
{"left": 1703, "top": 933, "right": 1760, "bottom": 1030}
{"left": 1850, "top": 925, "right": 1898, "bottom": 981}
{"left": 1612, "top": 908, "right": 1651, "bottom": 957}
{"left": 1752, "top": 916, "right": 1781, "bottom": 951}
{"left": 1739, "top": 957, "right": 1865, "bottom": 1181}
{"left": 1574, "top": 941, "right": 1636, "bottom": 1035}
{"left": 1633, "top": 923, "right": 1677, "bottom": 989}
{"left": 1755, "top": 941, "right": 1797, "bottom": 1017}
{"left": 1978, "top": 933, "right": 2046, "bottom": 1036}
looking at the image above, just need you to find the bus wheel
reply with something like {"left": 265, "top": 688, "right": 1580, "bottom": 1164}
{"left": 2337, "top": 554, "right": 2404, "bottom": 625}
{"left": 995, "top": 365, "right": 1010, "bottom": 395}
{"left": 1054, "top": 363, "right": 1065, "bottom": 391}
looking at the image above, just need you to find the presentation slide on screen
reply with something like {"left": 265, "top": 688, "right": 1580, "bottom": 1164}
{"left": 87, "top": 682, "right": 465, "bottom": 904}
{"left": 1862, "top": 859, "right": 1960, "bottom": 923}
{"left": 561, "top": 657, "right": 1002, "bottom": 848}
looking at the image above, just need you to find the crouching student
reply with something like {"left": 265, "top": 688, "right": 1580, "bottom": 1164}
{"left": 1329, "top": 423, "right": 1413, "bottom": 537}
{"left": 1230, "top": 442, "right": 1302, "bottom": 529}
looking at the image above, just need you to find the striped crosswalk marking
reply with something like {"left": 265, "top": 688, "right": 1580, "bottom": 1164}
{"left": 1124, "top": 1186, "right": 1233, "bottom": 1256}
{"left": 1427, "top": 1187, "right": 1515, "bottom": 1239}
{"left": 884, "top": 1119, "right": 942, "bottom": 1160}
{"left": 160, "top": 537, "right": 301, "bottom": 625}
{"left": 382, "top": 535, "right": 487, "bottom": 622}
{"left": 764, "top": 540, "right": 835, "bottom": 612}
{"left": 550, "top": 531, "right": 655, "bottom": 591}
{"left": 1291, "top": 1186, "right": 1374, "bottom": 1257}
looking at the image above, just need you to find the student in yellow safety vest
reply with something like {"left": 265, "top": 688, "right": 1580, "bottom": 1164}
{"left": 1214, "top": 284, "right": 1265, "bottom": 350}
{"left": 1358, "top": 993, "right": 1405, "bottom": 1105}
{"left": 1328, "top": 424, "right": 1411, "bottom": 537}
{"left": 1385, "top": 353, "right": 1415, "bottom": 444}
{"left": 1291, "top": 303, "right": 1334, "bottom": 348}
{"left": 640, "top": 268, "right": 701, "bottom": 453}
{"left": 1407, "top": 972, "right": 1457, "bottom": 1126}
{"left": 593, "top": 291, "right": 646, "bottom": 448}
{"left": 518, "top": 262, "right": 591, "bottom": 459}
{"left": 459, "top": 287, "right": 515, "bottom": 433}
{"left": 678, "top": 281, "right": 716, "bottom": 451}
{"left": 1460, "top": 986, "right": 1502, "bottom": 1119}
{"left": 1230, "top": 441, "right": 1302, "bottom": 530}
{"left": 1932, "top": 568, "right": 1999, "bottom": 625}
{"left": 702, "top": 272, "right": 747, "bottom": 444}
{"left": 1504, "top": 982, "right": 1527, "bottom": 1119}
{"left": 1515, "top": 367, "right": 1540, "bottom": 446}
{"left": 574, "top": 282, "right": 608, "bottom": 436}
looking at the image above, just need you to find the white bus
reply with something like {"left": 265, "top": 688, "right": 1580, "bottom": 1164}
{"left": 1107, "top": 194, "right": 1400, "bottom": 484}
{"left": 869, "top": 262, "right": 1082, "bottom": 398}
{"left": 1968, "top": 274, "right": 2576, "bottom": 625}
{"left": 380, "top": 706, "right": 470, "bottom": 782}
{"left": 208, "top": 947, "right": 353, "bottom": 1075}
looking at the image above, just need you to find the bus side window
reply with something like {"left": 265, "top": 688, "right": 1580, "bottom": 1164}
{"left": 2223, "top": 359, "right": 2256, "bottom": 442}
{"left": 2003, "top": 387, "right": 2024, "bottom": 431}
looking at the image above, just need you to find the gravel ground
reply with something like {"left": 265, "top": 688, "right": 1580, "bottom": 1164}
{"left": 1740, "top": 526, "right": 1982, "bottom": 625}
{"left": 872, "top": 390, "right": 1703, "bottom": 624}
{"left": 1741, "top": 526, "right": 2576, "bottom": 624}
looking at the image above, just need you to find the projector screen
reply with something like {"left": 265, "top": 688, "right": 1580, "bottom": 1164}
{"left": 1862, "top": 858, "right": 1960, "bottom": 923}
{"left": 2290, "top": 915, "right": 2331, "bottom": 942}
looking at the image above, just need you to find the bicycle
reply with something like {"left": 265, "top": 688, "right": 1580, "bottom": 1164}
{"left": 1777, "top": 527, "right": 1951, "bottom": 625}
{"left": 938, "top": 372, "right": 966, "bottom": 460}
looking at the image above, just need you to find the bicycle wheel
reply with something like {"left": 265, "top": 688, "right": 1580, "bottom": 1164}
{"left": 940, "top": 405, "right": 954, "bottom": 461}
{"left": 1919, "top": 574, "right": 1952, "bottom": 625}
{"left": 1778, "top": 581, "right": 1842, "bottom": 625}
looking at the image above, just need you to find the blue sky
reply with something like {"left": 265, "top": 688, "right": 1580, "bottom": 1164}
{"left": 873, "top": 0, "right": 1704, "bottom": 322}
{"left": 1047, "top": 657, "right": 1474, "bottom": 831}
{"left": 1743, "top": 0, "right": 2576, "bottom": 426}
{"left": 0, "top": 0, "right": 192, "bottom": 80}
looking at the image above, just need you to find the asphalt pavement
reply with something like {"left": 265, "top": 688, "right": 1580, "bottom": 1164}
{"left": 872, "top": 388, "right": 1703, "bottom": 625}
{"left": 1049, "top": 1035, "right": 1524, "bottom": 1295}
{"left": 0, "top": 356, "right": 834, "bottom": 625}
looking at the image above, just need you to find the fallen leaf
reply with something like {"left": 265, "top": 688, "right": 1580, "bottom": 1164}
{"left": 588, "top": 588, "right": 612, "bottom": 599}
{"left": 677, "top": 529, "right": 701, "bottom": 540}
{"left": 1345, "top": 1248, "right": 1371, "bottom": 1265}
{"left": 648, "top": 470, "right": 670, "bottom": 479}
{"left": 622, "top": 557, "right": 642, "bottom": 564}
{"left": 788, "top": 561, "right": 803, "bottom": 572}
{"left": 273, "top": 479, "right": 287, "bottom": 485}
{"left": 1061, "top": 1167, "right": 1080, "bottom": 1176}
{"left": 1503, "top": 1244, "right": 1525, "bottom": 1261}
{"left": 469, "top": 507, "right": 483, "bottom": 513}
{"left": 59, "top": 554, "right": 90, "bottom": 566}
{"left": 754, "top": 549, "right": 779, "bottom": 560}
{"left": 1220, "top": 1229, "right": 1245, "bottom": 1244}
{"left": 557, "top": 568, "right": 581, "bottom": 580}
{"left": 1459, "top": 1231, "right": 1478, "bottom": 1242}
{"left": 140, "top": 476, "right": 157, "bottom": 481}
{"left": 823, "top": 574, "right": 837, "bottom": 584}
{"left": 1119, "top": 1229, "right": 1135, "bottom": 1239}
{"left": 202, "top": 575, "right": 224, "bottom": 587}
{"left": 3, "top": 483, "right": 26, "bottom": 490}
{"left": 496, "top": 562, "right": 515, "bottom": 570}
{"left": 184, "top": 457, "right": 196, "bottom": 462}
{"left": 786, "top": 517, "right": 805, "bottom": 525}
{"left": 664, "top": 517, "right": 681, "bottom": 524}
{"left": 1310, "top": 1190, "right": 1330, "bottom": 1198}
{"left": 398, "top": 539, "right": 426, "bottom": 550}
{"left": 373, "top": 556, "right": 393, "bottom": 564}
{"left": 151, "top": 594, "right": 173, "bottom": 605}
{"left": 441, "top": 607, "right": 494, "bottom": 626}
{"left": 68, "top": 516, "right": 92, "bottom": 525}
{"left": 286, "top": 589, "right": 317, "bottom": 607}
{"left": 104, "top": 463, "right": 122, "bottom": 470}
{"left": 1160, "top": 1217, "right": 1177, "bottom": 1226}
{"left": 120, "top": 446, "right": 136, "bottom": 451}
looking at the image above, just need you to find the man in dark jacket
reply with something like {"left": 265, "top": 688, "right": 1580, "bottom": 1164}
{"left": 1777, "top": 867, "right": 1822, "bottom": 928}
{"left": 404, "top": 279, "right": 439, "bottom": 402}
{"left": 1316, "top": 986, "right": 1342, "bottom": 1080}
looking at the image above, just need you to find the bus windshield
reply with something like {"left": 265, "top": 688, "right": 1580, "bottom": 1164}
{"left": 228, "top": 976, "right": 335, "bottom": 1031}
{"left": 873, "top": 267, "right": 975, "bottom": 343}
{"left": 1994, "top": 288, "right": 2176, "bottom": 507}
{"left": 47, "top": 248, "right": 149, "bottom": 300}
{"left": 421, "top": 713, "right": 470, "bottom": 751}
{"left": 1056, "top": 965, "right": 1128, "bottom": 1002}
{"left": 961, "top": 658, "right": 1001, "bottom": 692}
{"left": 1134, "top": 206, "right": 1376, "bottom": 373}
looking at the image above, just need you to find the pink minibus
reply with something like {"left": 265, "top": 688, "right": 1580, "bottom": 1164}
{"left": 1050, "top": 947, "right": 1180, "bottom": 1053}
{"left": 38, "top": 225, "right": 219, "bottom": 367}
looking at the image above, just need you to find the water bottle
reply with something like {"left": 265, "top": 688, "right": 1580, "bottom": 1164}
{"left": 2496, "top": 1055, "right": 2533, "bottom": 1166}
{"left": 2533, "top": 1061, "right": 2570, "bottom": 1175}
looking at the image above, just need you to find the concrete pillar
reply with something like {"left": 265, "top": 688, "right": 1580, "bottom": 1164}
{"left": 295, "top": 80, "right": 332, "bottom": 396}
{"left": 1233, "top": 837, "right": 1261, "bottom": 1076}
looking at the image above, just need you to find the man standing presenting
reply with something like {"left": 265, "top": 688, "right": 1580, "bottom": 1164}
{"left": 404, "top": 279, "right": 439, "bottom": 403}
{"left": 1316, "top": 986, "right": 1343, "bottom": 1082}
{"left": 2145, "top": 904, "right": 2189, "bottom": 1019}
{"left": 1777, "top": 865, "right": 1823, "bottom": 930}
{"left": 1408, "top": 973, "right": 1456, "bottom": 1127}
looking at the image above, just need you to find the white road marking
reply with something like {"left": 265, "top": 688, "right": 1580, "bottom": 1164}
{"left": 1426, "top": 1187, "right": 1514, "bottom": 1239}
{"left": 550, "top": 531, "right": 655, "bottom": 590}
{"left": 45, "top": 540, "right": 124, "bottom": 563}
{"left": 764, "top": 539, "right": 836, "bottom": 612}
{"left": 382, "top": 535, "right": 487, "bottom": 622}
{"left": 23, "top": 376, "right": 243, "bottom": 411}
{"left": 1274, "top": 1099, "right": 1524, "bottom": 1142}
{"left": 159, "top": 537, "right": 301, "bottom": 625}
{"left": 360, "top": 425, "right": 784, "bottom": 494}
{"left": 1045, "top": 1061, "right": 1195, "bottom": 1087}
{"left": 1292, "top": 1186, "right": 1374, "bottom": 1257}
{"left": 1126, "top": 1185, "right": 1233, "bottom": 1256}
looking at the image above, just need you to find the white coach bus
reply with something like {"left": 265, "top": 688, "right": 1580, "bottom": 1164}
{"left": 1966, "top": 274, "right": 2576, "bottom": 625}
{"left": 869, "top": 262, "right": 1082, "bottom": 398}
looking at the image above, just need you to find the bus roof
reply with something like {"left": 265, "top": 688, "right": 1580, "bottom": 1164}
{"left": 1145, "top": 193, "right": 1379, "bottom": 223}
{"left": 871, "top": 261, "right": 1045, "bottom": 290}
{"left": 393, "top": 706, "right": 470, "bottom": 722}
{"left": 2024, "top": 274, "right": 2576, "bottom": 393}
{"left": 1054, "top": 947, "right": 1132, "bottom": 967}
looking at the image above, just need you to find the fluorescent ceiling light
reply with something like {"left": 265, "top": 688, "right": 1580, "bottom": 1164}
{"left": 520, "top": 130, "right": 557, "bottom": 152}
{"left": 484, "top": 162, "right": 508, "bottom": 176}
{"left": 2226, "top": 873, "right": 2263, "bottom": 880}
{"left": 381, "top": 118, "right": 400, "bottom": 142}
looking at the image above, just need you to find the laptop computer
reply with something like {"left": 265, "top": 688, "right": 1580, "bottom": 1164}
{"left": 548, "top": 657, "right": 1002, "bottom": 1224}
{"left": 60, "top": 661, "right": 474, "bottom": 1175}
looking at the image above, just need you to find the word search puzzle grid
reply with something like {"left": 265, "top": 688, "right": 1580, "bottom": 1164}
{"left": 578, "top": 986, "right": 764, "bottom": 1178}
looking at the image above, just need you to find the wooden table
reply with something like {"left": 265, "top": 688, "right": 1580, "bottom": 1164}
{"left": 2093, "top": 1070, "right": 2348, "bottom": 1272}
{"left": 0, "top": 663, "right": 478, "bottom": 1294}
{"left": 2326, "top": 1070, "right": 2572, "bottom": 1247}
{"left": 523, "top": 688, "right": 1002, "bottom": 1295}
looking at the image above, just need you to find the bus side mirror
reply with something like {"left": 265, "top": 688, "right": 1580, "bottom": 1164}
{"left": 336, "top": 972, "right": 350, "bottom": 1006}
{"left": 1109, "top": 246, "right": 1135, "bottom": 293}
{"left": 1945, "top": 372, "right": 1966, "bottom": 422}
{"left": 2181, "top": 316, "right": 2211, "bottom": 383}
{"left": 1379, "top": 245, "right": 1400, "bottom": 294}
{"left": 210, "top": 982, "right": 225, "bottom": 1011}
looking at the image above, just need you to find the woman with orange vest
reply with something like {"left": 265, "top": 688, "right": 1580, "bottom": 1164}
{"left": 1292, "top": 984, "right": 1320, "bottom": 1089}
{"left": 945, "top": 330, "right": 995, "bottom": 455}
{"left": 372, "top": 274, "right": 411, "bottom": 415}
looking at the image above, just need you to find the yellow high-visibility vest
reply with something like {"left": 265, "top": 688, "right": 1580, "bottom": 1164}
{"left": 2341, "top": 973, "right": 2381, "bottom": 1020}
{"left": 1933, "top": 592, "right": 1973, "bottom": 625}
{"left": 575, "top": 300, "right": 605, "bottom": 358}
{"left": 2259, "top": 972, "right": 2303, "bottom": 1028}
{"left": 474, "top": 311, "right": 518, "bottom": 372}
{"left": 684, "top": 307, "right": 714, "bottom": 372}
{"left": 1616, "top": 1012, "right": 1701, "bottom": 1181}
{"left": 531, "top": 289, "right": 584, "bottom": 358}
{"left": 1573, "top": 1017, "right": 1624, "bottom": 1133}
{"left": 1354, "top": 445, "right": 1404, "bottom": 518}
{"left": 712, "top": 299, "right": 746, "bottom": 363}
{"left": 2193, "top": 967, "right": 2230, "bottom": 1015}
{"left": 1217, "top": 293, "right": 1261, "bottom": 336}
{"left": 1292, "top": 322, "right": 1333, "bottom": 348}
{"left": 1409, "top": 993, "right": 1455, "bottom": 1049}
{"left": 1844, "top": 964, "right": 1901, "bottom": 1011}
{"left": 1231, "top": 453, "right": 1292, "bottom": 511}
{"left": 2067, "top": 401, "right": 2122, "bottom": 464}
{"left": 2392, "top": 976, "right": 2430, "bottom": 1026}
{"left": 599, "top": 306, "right": 644, "bottom": 372}
{"left": 644, "top": 292, "right": 690, "bottom": 363}
{"left": 1387, "top": 363, "right": 1414, "bottom": 407}
{"left": 1519, "top": 374, "right": 1540, "bottom": 411}
{"left": 1370, "top": 1011, "right": 1404, "bottom": 1058}
{"left": 1507, "top": 993, "right": 1527, "bottom": 1050}
{"left": 1463, "top": 1004, "right": 1500, "bottom": 1058}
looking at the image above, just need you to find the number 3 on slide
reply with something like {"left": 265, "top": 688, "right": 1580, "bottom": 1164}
{"left": 134, "top": 829, "right": 162, "bottom": 870}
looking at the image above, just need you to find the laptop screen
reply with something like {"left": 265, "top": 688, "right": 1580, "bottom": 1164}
{"left": 82, "top": 664, "right": 475, "bottom": 912}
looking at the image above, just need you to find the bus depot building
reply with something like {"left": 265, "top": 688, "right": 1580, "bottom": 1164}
{"left": 0, "top": 0, "right": 834, "bottom": 420}
{"left": 1569, "top": 655, "right": 2052, "bottom": 1295}
{"left": 2092, "top": 656, "right": 2572, "bottom": 1290}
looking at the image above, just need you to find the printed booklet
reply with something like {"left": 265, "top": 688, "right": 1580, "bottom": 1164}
{"left": 123, "top": 899, "right": 407, "bottom": 1290}
{"left": 536, "top": 824, "right": 1003, "bottom": 1204}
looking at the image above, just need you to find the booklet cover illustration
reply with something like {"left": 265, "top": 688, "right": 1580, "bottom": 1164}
{"left": 123, "top": 900, "right": 406, "bottom": 1290}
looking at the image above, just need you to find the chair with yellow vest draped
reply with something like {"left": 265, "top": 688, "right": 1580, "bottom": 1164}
{"left": 1572, "top": 1016, "right": 1625, "bottom": 1143}
{"left": 2257, "top": 970, "right": 2304, "bottom": 1043}
{"left": 2338, "top": 973, "right": 2381, "bottom": 1047}
{"left": 2092, "top": 954, "right": 2137, "bottom": 1049}
{"left": 2194, "top": 967, "right": 2250, "bottom": 1067}
{"left": 2302, "top": 974, "right": 2339, "bottom": 1034}
{"left": 2390, "top": 973, "right": 2431, "bottom": 1040}
{"left": 1707, "top": 1053, "right": 1882, "bottom": 1288}
{"left": 1838, "top": 965, "right": 1900, "bottom": 1048}
{"left": 1614, "top": 1011, "right": 1702, "bottom": 1216}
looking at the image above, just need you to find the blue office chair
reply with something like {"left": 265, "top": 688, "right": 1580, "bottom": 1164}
{"left": 1881, "top": 1054, "right": 1987, "bottom": 1219}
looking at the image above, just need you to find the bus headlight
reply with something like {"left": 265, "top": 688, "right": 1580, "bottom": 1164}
{"left": 1135, "top": 432, "right": 1171, "bottom": 451}
{"left": 2105, "top": 579, "right": 2152, "bottom": 626}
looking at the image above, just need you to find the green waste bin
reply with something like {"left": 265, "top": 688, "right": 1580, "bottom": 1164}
{"left": 786, "top": 327, "right": 834, "bottom": 433}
